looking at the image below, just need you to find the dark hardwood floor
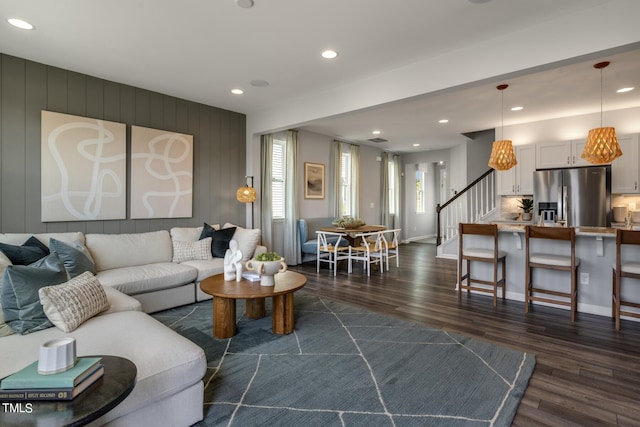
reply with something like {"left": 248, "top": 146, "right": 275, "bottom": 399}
{"left": 289, "top": 242, "right": 640, "bottom": 426}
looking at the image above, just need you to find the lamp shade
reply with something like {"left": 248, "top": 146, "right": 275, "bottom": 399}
{"left": 236, "top": 186, "right": 257, "bottom": 203}
{"left": 581, "top": 127, "right": 622, "bottom": 164}
{"left": 488, "top": 140, "right": 517, "bottom": 171}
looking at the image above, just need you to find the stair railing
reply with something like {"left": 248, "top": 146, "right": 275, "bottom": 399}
{"left": 436, "top": 168, "right": 496, "bottom": 245}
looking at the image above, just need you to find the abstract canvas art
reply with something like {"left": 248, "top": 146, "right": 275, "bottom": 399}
{"left": 130, "top": 126, "right": 193, "bottom": 219}
{"left": 41, "top": 111, "right": 127, "bottom": 222}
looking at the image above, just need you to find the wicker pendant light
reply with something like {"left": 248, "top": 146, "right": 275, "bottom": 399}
{"left": 236, "top": 185, "right": 256, "bottom": 203}
{"left": 582, "top": 61, "right": 622, "bottom": 164}
{"left": 488, "top": 84, "right": 517, "bottom": 171}
{"left": 236, "top": 176, "right": 256, "bottom": 228}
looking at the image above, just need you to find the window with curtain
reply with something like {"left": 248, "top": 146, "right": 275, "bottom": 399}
{"left": 340, "top": 151, "right": 352, "bottom": 216}
{"left": 271, "top": 139, "right": 286, "bottom": 219}
{"left": 416, "top": 168, "right": 426, "bottom": 213}
{"left": 388, "top": 160, "right": 396, "bottom": 215}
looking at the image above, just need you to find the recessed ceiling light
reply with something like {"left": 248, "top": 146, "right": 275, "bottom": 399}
{"left": 231, "top": 89, "right": 244, "bottom": 95}
{"left": 372, "top": 130, "right": 381, "bottom": 135}
{"left": 250, "top": 80, "right": 269, "bottom": 87}
{"left": 511, "top": 106, "right": 524, "bottom": 111}
{"left": 413, "top": 143, "right": 420, "bottom": 147}
{"left": 321, "top": 50, "right": 338, "bottom": 59}
{"left": 617, "top": 87, "right": 635, "bottom": 93}
{"left": 235, "top": 0, "right": 254, "bottom": 8}
{"left": 8, "top": 18, "right": 34, "bottom": 30}
{"left": 438, "top": 119, "right": 449, "bottom": 124}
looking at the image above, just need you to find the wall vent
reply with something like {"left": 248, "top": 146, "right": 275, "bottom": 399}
{"left": 367, "top": 137, "right": 388, "bottom": 143}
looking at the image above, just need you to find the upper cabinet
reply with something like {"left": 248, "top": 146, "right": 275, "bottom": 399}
{"left": 611, "top": 134, "right": 640, "bottom": 194}
{"left": 570, "top": 140, "right": 593, "bottom": 167}
{"left": 536, "top": 140, "right": 602, "bottom": 169}
{"left": 497, "top": 144, "right": 536, "bottom": 195}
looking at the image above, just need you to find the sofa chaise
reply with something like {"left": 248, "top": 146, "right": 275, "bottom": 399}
{"left": 0, "top": 223, "right": 264, "bottom": 426}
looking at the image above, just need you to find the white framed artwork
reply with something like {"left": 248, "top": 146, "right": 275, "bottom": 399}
{"left": 41, "top": 111, "right": 127, "bottom": 222}
{"left": 130, "top": 126, "right": 193, "bottom": 219}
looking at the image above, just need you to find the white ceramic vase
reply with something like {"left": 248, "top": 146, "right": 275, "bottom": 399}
{"left": 245, "top": 258, "right": 287, "bottom": 286}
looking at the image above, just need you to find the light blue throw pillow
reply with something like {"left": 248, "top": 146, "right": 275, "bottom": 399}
{"left": 1, "top": 253, "right": 67, "bottom": 334}
{"left": 49, "top": 238, "right": 96, "bottom": 278}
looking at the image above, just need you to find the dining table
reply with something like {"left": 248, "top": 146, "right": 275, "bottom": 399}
{"left": 319, "top": 225, "right": 386, "bottom": 246}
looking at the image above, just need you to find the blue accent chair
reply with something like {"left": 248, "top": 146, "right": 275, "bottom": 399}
{"left": 298, "top": 217, "right": 348, "bottom": 263}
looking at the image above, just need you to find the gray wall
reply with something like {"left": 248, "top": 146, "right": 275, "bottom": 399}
{"left": 297, "top": 129, "right": 384, "bottom": 225}
{"left": 0, "top": 54, "right": 246, "bottom": 234}
{"left": 401, "top": 148, "right": 451, "bottom": 240}
{"left": 466, "top": 132, "right": 493, "bottom": 185}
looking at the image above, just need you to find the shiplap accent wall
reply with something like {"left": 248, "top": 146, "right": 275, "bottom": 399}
{"left": 0, "top": 54, "right": 246, "bottom": 234}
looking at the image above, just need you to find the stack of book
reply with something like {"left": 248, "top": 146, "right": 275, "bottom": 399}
{"left": 0, "top": 357, "right": 104, "bottom": 401}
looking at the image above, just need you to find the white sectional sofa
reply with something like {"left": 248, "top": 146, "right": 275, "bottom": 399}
{"left": 0, "top": 224, "right": 264, "bottom": 426}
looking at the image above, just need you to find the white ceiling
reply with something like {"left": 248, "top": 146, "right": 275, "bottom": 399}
{"left": 1, "top": 0, "right": 640, "bottom": 153}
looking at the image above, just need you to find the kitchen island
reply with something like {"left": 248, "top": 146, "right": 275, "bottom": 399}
{"left": 460, "top": 225, "right": 640, "bottom": 322}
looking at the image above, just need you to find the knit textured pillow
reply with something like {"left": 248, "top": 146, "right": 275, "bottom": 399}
{"left": 39, "top": 271, "right": 110, "bottom": 333}
{"left": 172, "top": 237, "right": 213, "bottom": 263}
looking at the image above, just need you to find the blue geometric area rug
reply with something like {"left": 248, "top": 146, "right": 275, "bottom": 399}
{"left": 152, "top": 295, "right": 535, "bottom": 427}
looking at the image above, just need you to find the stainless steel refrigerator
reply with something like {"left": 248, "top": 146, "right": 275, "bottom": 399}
{"left": 532, "top": 166, "right": 611, "bottom": 227}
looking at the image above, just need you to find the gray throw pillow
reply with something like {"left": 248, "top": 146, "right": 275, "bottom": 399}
{"left": 1, "top": 253, "right": 67, "bottom": 334}
{"left": 0, "top": 236, "right": 50, "bottom": 265}
{"left": 50, "top": 238, "right": 96, "bottom": 278}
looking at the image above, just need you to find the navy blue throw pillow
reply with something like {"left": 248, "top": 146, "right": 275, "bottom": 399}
{"left": 199, "top": 223, "right": 237, "bottom": 258}
{"left": 0, "top": 236, "right": 50, "bottom": 265}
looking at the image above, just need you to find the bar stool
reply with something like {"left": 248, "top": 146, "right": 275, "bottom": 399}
{"left": 458, "top": 223, "right": 506, "bottom": 306}
{"left": 612, "top": 229, "right": 640, "bottom": 330}
{"left": 525, "top": 225, "right": 579, "bottom": 322}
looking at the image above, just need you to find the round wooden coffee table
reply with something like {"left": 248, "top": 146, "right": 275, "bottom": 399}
{"left": 199, "top": 271, "right": 307, "bottom": 338}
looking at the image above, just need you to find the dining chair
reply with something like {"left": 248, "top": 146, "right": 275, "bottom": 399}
{"left": 381, "top": 229, "right": 401, "bottom": 270}
{"left": 458, "top": 223, "right": 506, "bottom": 306}
{"left": 349, "top": 231, "right": 385, "bottom": 276}
{"left": 315, "top": 231, "right": 350, "bottom": 276}
{"left": 525, "top": 225, "right": 579, "bottom": 322}
{"left": 612, "top": 229, "right": 640, "bottom": 330}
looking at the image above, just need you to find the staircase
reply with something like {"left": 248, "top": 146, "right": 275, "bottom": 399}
{"left": 436, "top": 168, "right": 497, "bottom": 248}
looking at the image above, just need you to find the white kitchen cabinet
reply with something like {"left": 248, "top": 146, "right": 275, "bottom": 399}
{"left": 570, "top": 140, "right": 593, "bottom": 167}
{"left": 497, "top": 144, "right": 536, "bottom": 195}
{"left": 611, "top": 134, "right": 640, "bottom": 194}
{"left": 536, "top": 140, "right": 606, "bottom": 169}
{"left": 536, "top": 141, "right": 571, "bottom": 169}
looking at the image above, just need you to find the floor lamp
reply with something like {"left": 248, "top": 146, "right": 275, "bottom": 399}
{"left": 236, "top": 176, "right": 256, "bottom": 228}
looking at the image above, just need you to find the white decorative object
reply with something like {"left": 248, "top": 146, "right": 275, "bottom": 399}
{"left": 235, "top": 262, "right": 243, "bottom": 282}
{"left": 245, "top": 257, "right": 287, "bottom": 286}
{"left": 223, "top": 240, "right": 243, "bottom": 281}
{"left": 38, "top": 337, "right": 77, "bottom": 375}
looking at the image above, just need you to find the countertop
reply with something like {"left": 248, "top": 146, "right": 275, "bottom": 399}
{"left": 494, "top": 223, "right": 616, "bottom": 237}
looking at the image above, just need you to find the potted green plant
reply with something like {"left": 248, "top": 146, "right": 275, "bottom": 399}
{"left": 332, "top": 217, "right": 365, "bottom": 229}
{"left": 245, "top": 252, "right": 287, "bottom": 286}
{"left": 518, "top": 198, "right": 534, "bottom": 221}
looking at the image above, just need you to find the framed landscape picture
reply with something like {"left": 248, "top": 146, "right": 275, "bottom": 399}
{"left": 304, "top": 162, "right": 325, "bottom": 199}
